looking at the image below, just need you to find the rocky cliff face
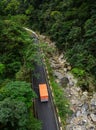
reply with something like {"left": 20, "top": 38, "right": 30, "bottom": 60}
{"left": 39, "top": 35, "right": 96, "bottom": 130}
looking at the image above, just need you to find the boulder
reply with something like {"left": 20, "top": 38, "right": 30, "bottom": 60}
{"left": 53, "top": 71, "right": 63, "bottom": 79}
{"left": 90, "top": 113, "right": 96, "bottom": 122}
{"left": 60, "top": 77, "right": 69, "bottom": 87}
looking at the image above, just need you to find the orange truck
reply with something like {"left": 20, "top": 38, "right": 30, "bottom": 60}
{"left": 39, "top": 84, "right": 49, "bottom": 102}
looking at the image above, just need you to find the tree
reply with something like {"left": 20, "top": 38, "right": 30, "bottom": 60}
{"left": 0, "top": 81, "right": 41, "bottom": 130}
{"left": 0, "top": 20, "right": 37, "bottom": 79}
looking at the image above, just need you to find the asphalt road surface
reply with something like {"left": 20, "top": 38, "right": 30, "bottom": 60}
{"left": 32, "top": 61, "right": 59, "bottom": 130}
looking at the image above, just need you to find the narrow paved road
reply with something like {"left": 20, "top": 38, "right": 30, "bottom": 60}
{"left": 33, "top": 61, "right": 59, "bottom": 130}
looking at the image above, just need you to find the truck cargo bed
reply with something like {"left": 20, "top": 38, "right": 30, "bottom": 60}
{"left": 39, "top": 84, "right": 48, "bottom": 102}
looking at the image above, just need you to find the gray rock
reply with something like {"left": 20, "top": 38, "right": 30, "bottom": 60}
{"left": 87, "top": 125, "right": 96, "bottom": 130}
{"left": 67, "top": 65, "right": 72, "bottom": 71}
{"left": 76, "top": 111, "right": 81, "bottom": 117}
{"left": 69, "top": 81, "right": 74, "bottom": 87}
{"left": 53, "top": 71, "right": 63, "bottom": 79}
{"left": 81, "top": 119, "right": 87, "bottom": 125}
{"left": 58, "top": 53, "right": 64, "bottom": 60}
{"left": 73, "top": 125, "right": 85, "bottom": 130}
{"left": 66, "top": 125, "right": 73, "bottom": 130}
{"left": 55, "top": 64, "right": 62, "bottom": 69}
{"left": 90, "top": 95, "right": 96, "bottom": 107}
{"left": 89, "top": 126, "right": 95, "bottom": 130}
{"left": 81, "top": 103, "right": 89, "bottom": 114}
{"left": 50, "top": 62, "right": 56, "bottom": 68}
{"left": 90, "top": 113, "right": 96, "bottom": 122}
{"left": 60, "top": 77, "right": 69, "bottom": 87}
{"left": 64, "top": 68, "right": 67, "bottom": 72}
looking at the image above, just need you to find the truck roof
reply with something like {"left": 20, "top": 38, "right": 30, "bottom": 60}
{"left": 39, "top": 84, "right": 48, "bottom": 97}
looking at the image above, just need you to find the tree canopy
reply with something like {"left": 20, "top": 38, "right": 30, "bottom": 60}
{"left": 26, "top": 0, "right": 96, "bottom": 82}
{"left": 0, "top": 81, "right": 41, "bottom": 130}
{"left": 0, "top": 1, "right": 41, "bottom": 129}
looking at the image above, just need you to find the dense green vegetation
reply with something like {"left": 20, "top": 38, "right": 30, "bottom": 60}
{"left": 1, "top": 0, "right": 96, "bottom": 80}
{"left": 0, "top": 0, "right": 96, "bottom": 129}
{"left": 28, "top": 0, "right": 96, "bottom": 91}
{"left": 0, "top": 1, "right": 41, "bottom": 129}
{"left": 0, "top": 22, "right": 41, "bottom": 130}
{"left": 0, "top": 81, "right": 41, "bottom": 130}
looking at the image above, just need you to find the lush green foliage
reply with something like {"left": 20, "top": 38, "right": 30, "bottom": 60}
{"left": 0, "top": 81, "right": 41, "bottom": 130}
{"left": 0, "top": 19, "right": 39, "bottom": 80}
{"left": 1, "top": 0, "right": 96, "bottom": 79}
{"left": 0, "top": 1, "right": 41, "bottom": 129}
{"left": 71, "top": 68, "right": 85, "bottom": 77}
{"left": 24, "top": 0, "right": 96, "bottom": 80}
